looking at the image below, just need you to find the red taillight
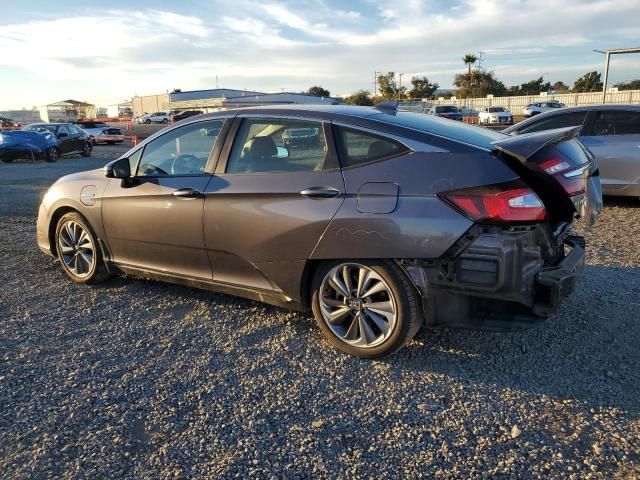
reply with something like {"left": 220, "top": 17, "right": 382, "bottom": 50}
{"left": 441, "top": 184, "right": 547, "bottom": 223}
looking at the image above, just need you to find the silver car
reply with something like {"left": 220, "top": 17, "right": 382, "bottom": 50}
{"left": 505, "top": 105, "right": 640, "bottom": 198}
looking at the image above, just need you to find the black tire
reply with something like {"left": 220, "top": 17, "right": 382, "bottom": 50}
{"left": 162, "top": 118, "right": 168, "bottom": 124}
{"left": 311, "top": 260, "right": 421, "bottom": 358}
{"left": 55, "top": 212, "right": 112, "bottom": 284}
{"left": 81, "top": 142, "right": 92, "bottom": 157}
{"left": 45, "top": 147, "right": 58, "bottom": 163}
{"left": 144, "top": 119, "right": 151, "bottom": 124}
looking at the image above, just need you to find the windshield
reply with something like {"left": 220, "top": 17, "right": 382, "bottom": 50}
{"left": 28, "top": 125, "right": 57, "bottom": 134}
{"left": 436, "top": 106, "right": 459, "bottom": 113}
{"left": 489, "top": 107, "right": 506, "bottom": 113}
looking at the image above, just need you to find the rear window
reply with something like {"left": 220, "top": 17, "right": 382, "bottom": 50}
{"left": 517, "top": 112, "right": 588, "bottom": 134}
{"left": 588, "top": 110, "right": 640, "bottom": 136}
{"left": 378, "top": 111, "right": 506, "bottom": 150}
{"left": 436, "top": 106, "right": 458, "bottom": 113}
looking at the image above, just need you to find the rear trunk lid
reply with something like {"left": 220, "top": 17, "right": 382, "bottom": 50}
{"left": 492, "top": 127, "right": 602, "bottom": 225}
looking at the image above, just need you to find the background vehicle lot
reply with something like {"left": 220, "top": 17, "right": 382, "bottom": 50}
{"left": 1, "top": 147, "right": 639, "bottom": 478}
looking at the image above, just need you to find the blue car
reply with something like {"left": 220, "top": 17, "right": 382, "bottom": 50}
{"left": 0, "top": 130, "right": 59, "bottom": 163}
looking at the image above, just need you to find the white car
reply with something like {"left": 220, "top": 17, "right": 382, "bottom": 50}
{"left": 478, "top": 106, "right": 513, "bottom": 125}
{"left": 76, "top": 121, "right": 111, "bottom": 138}
{"left": 136, "top": 112, "right": 169, "bottom": 124}
{"left": 523, "top": 101, "right": 565, "bottom": 117}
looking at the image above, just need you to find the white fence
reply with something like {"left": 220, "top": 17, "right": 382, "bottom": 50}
{"left": 424, "top": 89, "right": 640, "bottom": 114}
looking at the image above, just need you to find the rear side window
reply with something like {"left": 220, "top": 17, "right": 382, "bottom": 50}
{"left": 588, "top": 110, "right": 640, "bottom": 136}
{"left": 518, "top": 111, "right": 588, "bottom": 134}
{"left": 335, "top": 126, "right": 407, "bottom": 168}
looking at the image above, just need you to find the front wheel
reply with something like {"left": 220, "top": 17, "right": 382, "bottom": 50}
{"left": 55, "top": 212, "right": 111, "bottom": 284}
{"left": 81, "top": 142, "right": 92, "bottom": 157}
{"left": 45, "top": 147, "right": 58, "bottom": 163}
{"left": 311, "top": 260, "right": 421, "bottom": 358}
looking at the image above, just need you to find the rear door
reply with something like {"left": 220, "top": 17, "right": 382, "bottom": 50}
{"left": 203, "top": 116, "right": 344, "bottom": 295}
{"left": 579, "top": 109, "right": 640, "bottom": 192}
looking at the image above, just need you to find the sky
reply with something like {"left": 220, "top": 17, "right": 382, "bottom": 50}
{"left": 1, "top": 0, "right": 639, "bottom": 110}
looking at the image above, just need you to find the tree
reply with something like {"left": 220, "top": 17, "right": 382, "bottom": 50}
{"left": 551, "top": 81, "right": 570, "bottom": 92}
{"left": 377, "top": 72, "right": 406, "bottom": 99}
{"left": 614, "top": 79, "right": 640, "bottom": 90}
{"left": 506, "top": 85, "right": 520, "bottom": 96}
{"left": 408, "top": 76, "right": 439, "bottom": 99}
{"left": 454, "top": 70, "right": 507, "bottom": 98}
{"left": 519, "top": 77, "right": 551, "bottom": 95}
{"left": 572, "top": 71, "right": 603, "bottom": 93}
{"left": 462, "top": 53, "right": 478, "bottom": 77}
{"left": 307, "top": 85, "right": 331, "bottom": 97}
{"left": 345, "top": 90, "right": 374, "bottom": 106}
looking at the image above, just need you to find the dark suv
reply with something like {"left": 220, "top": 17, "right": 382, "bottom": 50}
{"left": 26, "top": 123, "right": 92, "bottom": 160}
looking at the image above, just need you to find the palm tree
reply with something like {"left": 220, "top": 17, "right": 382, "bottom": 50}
{"left": 462, "top": 53, "right": 478, "bottom": 98}
{"left": 463, "top": 53, "right": 478, "bottom": 77}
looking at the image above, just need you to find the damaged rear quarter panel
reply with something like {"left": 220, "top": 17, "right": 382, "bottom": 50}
{"left": 311, "top": 150, "right": 518, "bottom": 260}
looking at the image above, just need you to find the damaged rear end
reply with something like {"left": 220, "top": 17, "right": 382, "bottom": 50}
{"left": 418, "top": 127, "right": 602, "bottom": 330}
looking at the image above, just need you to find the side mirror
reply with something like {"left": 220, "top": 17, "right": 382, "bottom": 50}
{"left": 105, "top": 157, "right": 131, "bottom": 178}
{"left": 58, "top": 132, "right": 68, "bottom": 138}
{"left": 276, "top": 146, "right": 289, "bottom": 158}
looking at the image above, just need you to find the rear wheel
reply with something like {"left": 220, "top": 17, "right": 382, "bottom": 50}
{"left": 55, "top": 212, "right": 111, "bottom": 284}
{"left": 144, "top": 119, "right": 151, "bottom": 124}
{"left": 311, "top": 260, "right": 421, "bottom": 358}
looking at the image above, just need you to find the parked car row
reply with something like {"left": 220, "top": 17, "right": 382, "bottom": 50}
{"left": 0, "top": 123, "right": 93, "bottom": 162}
{"left": 0, "top": 116, "right": 22, "bottom": 130}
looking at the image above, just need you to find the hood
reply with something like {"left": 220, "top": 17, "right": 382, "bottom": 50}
{"left": 53, "top": 168, "right": 106, "bottom": 186}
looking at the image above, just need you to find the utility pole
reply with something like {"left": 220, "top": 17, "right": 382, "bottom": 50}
{"left": 398, "top": 73, "right": 404, "bottom": 100}
{"left": 374, "top": 71, "right": 381, "bottom": 97}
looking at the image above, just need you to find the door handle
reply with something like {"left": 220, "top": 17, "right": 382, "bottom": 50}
{"left": 172, "top": 188, "right": 202, "bottom": 198}
{"left": 300, "top": 186, "right": 341, "bottom": 198}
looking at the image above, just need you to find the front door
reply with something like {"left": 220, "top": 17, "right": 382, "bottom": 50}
{"left": 56, "top": 125, "right": 75, "bottom": 154}
{"left": 203, "top": 117, "right": 344, "bottom": 295}
{"left": 102, "top": 119, "right": 226, "bottom": 279}
{"left": 580, "top": 109, "right": 640, "bottom": 192}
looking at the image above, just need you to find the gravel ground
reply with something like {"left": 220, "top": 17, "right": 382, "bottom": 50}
{"left": 1, "top": 148, "right": 639, "bottom": 479}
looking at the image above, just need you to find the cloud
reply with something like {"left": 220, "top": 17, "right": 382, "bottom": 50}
{"left": 0, "top": 0, "right": 639, "bottom": 108}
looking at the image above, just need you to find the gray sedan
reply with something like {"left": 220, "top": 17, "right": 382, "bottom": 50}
{"left": 504, "top": 105, "right": 640, "bottom": 198}
{"left": 37, "top": 104, "right": 601, "bottom": 357}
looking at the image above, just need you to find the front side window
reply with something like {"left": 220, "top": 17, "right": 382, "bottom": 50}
{"left": 335, "top": 126, "right": 407, "bottom": 167}
{"left": 588, "top": 110, "right": 640, "bottom": 136}
{"left": 518, "top": 111, "right": 588, "bottom": 134}
{"left": 135, "top": 119, "right": 223, "bottom": 176}
{"left": 226, "top": 119, "right": 328, "bottom": 173}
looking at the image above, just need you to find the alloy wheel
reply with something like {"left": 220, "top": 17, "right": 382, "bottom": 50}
{"left": 57, "top": 220, "right": 95, "bottom": 278}
{"left": 318, "top": 263, "right": 397, "bottom": 348}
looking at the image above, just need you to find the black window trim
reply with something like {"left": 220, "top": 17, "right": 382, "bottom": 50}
{"left": 331, "top": 122, "right": 412, "bottom": 170}
{"left": 130, "top": 117, "right": 230, "bottom": 178}
{"left": 215, "top": 115, "right": 340, "bottom": 175}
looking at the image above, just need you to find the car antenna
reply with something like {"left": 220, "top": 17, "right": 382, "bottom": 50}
{"left": 374, "top": 100, "right": 399, "bottom": 115}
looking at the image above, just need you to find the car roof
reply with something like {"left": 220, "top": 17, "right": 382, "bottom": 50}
{"left": 173, "top": 104, "right": 504, "bottom": 151}
{"left": 29, "top": 123, "right": 71, "bottom": 126}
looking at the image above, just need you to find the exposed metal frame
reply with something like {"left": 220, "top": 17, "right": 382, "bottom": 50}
{"left": 593, "top": 47, "right": 640, "bottom": 103}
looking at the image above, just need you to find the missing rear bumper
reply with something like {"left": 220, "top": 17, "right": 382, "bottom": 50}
{"left": 404, "top": 226, "right": 585, "bottom": 331}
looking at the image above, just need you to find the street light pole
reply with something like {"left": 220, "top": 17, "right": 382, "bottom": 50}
{"left": 374, "top": 71, "right": 380, "bottom": 97}
{"left": 594, "top": 47, "right": 640, "bottom": 104}
{"left": 398, "top": 73, "right": 404, "bottom": 100}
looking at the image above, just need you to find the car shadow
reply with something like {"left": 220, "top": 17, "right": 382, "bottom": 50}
{"left": 387, "top": 264, "right": 640, "bottom": 413}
